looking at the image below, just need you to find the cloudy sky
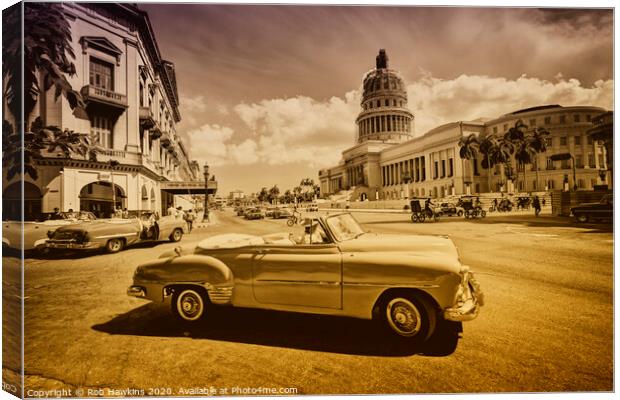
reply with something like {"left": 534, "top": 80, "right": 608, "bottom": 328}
{"left": 141, "top": 4, "right": 614, "bottom": 195}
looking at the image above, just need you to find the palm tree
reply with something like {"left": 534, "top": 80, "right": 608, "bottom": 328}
{"left": 496, "top": 135, "right": 516, "bottom": 192}
{"left": 504, "top": 120, "right": 529, "bottom": 191}
{"left": 528, "top": 127, "right": 550, "bottom": 191}
{"left": 3, "top": 3, "right": 87, "bottom": 180}
{"left": 478, "top": 135, "right": 498, "bottom": 193}
{"left": 458, "top": 134, "right": 480, "bottom": 195}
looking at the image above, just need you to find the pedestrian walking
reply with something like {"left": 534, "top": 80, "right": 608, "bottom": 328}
{"left": 184, "top": 209, "right": 195, "bottom": 233}
{"left": 533, "top": 195, "right": 541, "bottom": 216}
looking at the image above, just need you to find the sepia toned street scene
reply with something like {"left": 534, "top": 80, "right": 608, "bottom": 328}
{"left": 2, "top": 1, "right": 614, "bottom": 397}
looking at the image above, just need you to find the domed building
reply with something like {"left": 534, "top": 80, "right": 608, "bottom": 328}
{"left": 356, "top": 49, "right": 414, "bottom": 144}
{"left": 319, "top": 49, "right": 611, "bottom": 202}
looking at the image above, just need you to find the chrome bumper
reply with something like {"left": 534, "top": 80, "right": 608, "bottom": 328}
{"left": 444, "top": 270, "right": 484, "bottom": 322}
{"left": 127, "top": 285, "right": 146, "bottom": 298}
{"left": 46, "top": 241, "right": 100, "bottom": 250}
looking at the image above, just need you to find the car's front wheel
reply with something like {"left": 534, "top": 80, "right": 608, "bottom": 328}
{"left": 172, "top": 288, "right": 207, "bottom": 322}
{"left": 576, "top": 213, "right": 589, "bottom": 223}
{"left": 381, "top": 293, "right": 436, "bottom": 344}
{"left": 105, "top": 238, "right": 124, "bottom": 253}
{"left": 457, "top": 210, "right": 463, "bottom": 217}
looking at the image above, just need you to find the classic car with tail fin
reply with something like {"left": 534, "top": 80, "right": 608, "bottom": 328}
{"left": 44, "top": 213, "right": 187, "bottom": 253}
{"left": 128, "top": 213, "right": 483, "bottom": 344}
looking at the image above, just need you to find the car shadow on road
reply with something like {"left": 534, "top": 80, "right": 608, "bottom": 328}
{"left": 19, "top": 240, "right": 176, "bottom": 261}
{"left": 92, "top": 304, "right": 460, "bottom": 358}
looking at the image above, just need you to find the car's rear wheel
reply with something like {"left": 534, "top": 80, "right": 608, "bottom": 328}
{"left": 457, "top": 210, "right": 463, "bottom": 217}
{"left": 381, "top": 293, "right": 436, "bottom": 344}
{"left": 172, "top": 288, "right": 207, "bottom": 322}
{"left": 576, "top": 213, "right": 588, "bottom": 223}
{"left": 105, "top": 238, "right": 124, "bottom": 253}
{"left": 170, "top": 228, "right": 183, "bottom": 242}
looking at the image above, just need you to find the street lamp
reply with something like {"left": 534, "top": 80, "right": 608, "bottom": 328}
{"left": 109, "top": 160, "right": 120, "bottom": 214}
{"left": 550, "top": 153, "right": 577, "bottom": 191}
{"left": 203, "top": 163, "right": 210, "bottom": 222}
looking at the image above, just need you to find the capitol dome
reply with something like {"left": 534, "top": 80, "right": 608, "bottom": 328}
{"left": 356, "top": 49, "right": 414, "bottom": 144}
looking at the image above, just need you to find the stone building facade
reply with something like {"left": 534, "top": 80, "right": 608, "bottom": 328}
{"left": 3, "top": 3, "right": 214, "bottom": 219}
{"left": 319, "top": 50, "right": 610, "bottom": 201}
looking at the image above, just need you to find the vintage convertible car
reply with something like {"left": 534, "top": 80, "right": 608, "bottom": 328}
{"left": 44, "top": 213, "right": 187, "bottom": 253}
{"left": 128, "top": 213, "right": 483, "bottom": 343}
{"left": 3, "top": 211, "right": 97, "bottom": 250}
{"left": 244, "top": 208, "right": 264, "bottom": 220}
{"left": 439, "top": 202, "right": 464, "bottom": 217}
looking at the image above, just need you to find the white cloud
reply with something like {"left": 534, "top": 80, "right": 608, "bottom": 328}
{"left": 186, "top": 124, "right": 234, "bottom": 166}
{"left": 407, "top": 75, "right": 614, "bottom": 135}
{"left": 185, "top": 75, "right": 613, "bottom": 169}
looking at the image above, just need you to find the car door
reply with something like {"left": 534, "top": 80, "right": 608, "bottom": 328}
{"left": 252, "top": 244, "right": 342, "bottom": 309}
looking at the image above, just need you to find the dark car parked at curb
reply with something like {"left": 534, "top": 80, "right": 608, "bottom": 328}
{"left": 570, "top": 194, "right": 613, "bottom": 223}
{"left": 245, "top": 208, "right": 264, "bottom": 220}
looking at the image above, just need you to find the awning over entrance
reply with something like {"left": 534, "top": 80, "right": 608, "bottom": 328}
{"left": 160, "top": 180, "right": 218, "bottom": 195}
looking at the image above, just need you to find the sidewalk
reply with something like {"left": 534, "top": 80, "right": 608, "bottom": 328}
{"left": 191, "top": 211, "right": 220, "bottom": 229}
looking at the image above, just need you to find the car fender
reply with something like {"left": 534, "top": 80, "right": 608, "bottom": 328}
{"left": 135, "top": 255, "right": 234, "bottom": 304}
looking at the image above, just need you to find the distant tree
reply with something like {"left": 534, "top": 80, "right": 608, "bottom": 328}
{"left": 268, "top": 185, "right": 280, "bottom": 204}
{"left": 458, "top": 134, "right": 479, "bottom": 194}
{"left": 478, "top": 135, "right": 498, "bottom": 192}
{"left": 257, "top": 187, "right": 268, "bottom": 203}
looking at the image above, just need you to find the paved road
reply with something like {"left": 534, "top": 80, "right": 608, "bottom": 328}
{"left": 3, "top": 210, "right": 613, "bottom": 395}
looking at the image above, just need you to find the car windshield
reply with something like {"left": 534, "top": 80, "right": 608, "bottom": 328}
{"left": 325, "top": 213, "right": 365, "bottom": 241}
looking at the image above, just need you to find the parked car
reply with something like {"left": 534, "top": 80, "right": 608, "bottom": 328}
{"left": 244, "top": 208, "right": 264, "bottom": 220}
{"left": 272, "top": 208, "right": 292, "bottom": 219}
{"left": 3, "top": 211, "right": 97, "bottom": 251}
{"left": 439, "top": 202, "right": 464, "bottom": 217}
{"left": 128, "top": 212, "right": 483, "bottom": 345}
{"left": 570, "top": 194, "right": 613, "bottom": 223}
{"left": 44, "top": 213, "right": 187, "bottom": 254}
{"left": 306, "top": 203, "right": 319, "bottom": 212}
{"left": 264, "top": 207, "right": 278, "bottom": 218}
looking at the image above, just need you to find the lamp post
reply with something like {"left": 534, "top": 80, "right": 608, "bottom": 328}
{"left": 203, "top": 163, "right": 210, "bottom": 222}
{"left": 109, "top": 160, "right": 120, "bottom": 214}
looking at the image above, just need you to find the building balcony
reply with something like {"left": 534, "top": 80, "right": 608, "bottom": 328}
{"left": 139, "top": 107, "right": 156, "bottom": 129}
{"left": 160, "top": 133, "right": 172, "bottom": 148}
{"left": 81, "top": 85, "right": 128, "bottom": 111}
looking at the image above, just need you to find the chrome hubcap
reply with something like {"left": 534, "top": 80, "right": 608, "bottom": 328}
{"left": 386, "top": 298, "right": 422, "bottom": 337}
{"left": 177, "top": 290, "right": 203, "bottom": 321}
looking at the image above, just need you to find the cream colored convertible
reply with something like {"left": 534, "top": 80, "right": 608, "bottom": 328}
{"left": 128, "top": 213, "right": 483, "bottom": 343}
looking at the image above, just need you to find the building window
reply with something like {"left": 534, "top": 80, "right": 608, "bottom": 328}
{"left": 559, "top": 115, "right": 566, "bottom": 123}
{"left": 433, "top": 161, "right": 439, "bottom": 179}
{"left": 376, "top": 100, "right": 380, "bottom": 108}
{"left": 587, "top": 136, "right": 593, "bottom": 145}
{"left": 574, "top": 114, "right": 581, "bottom": 123}
{"left": 561, "top": 159, "right": 570, "bottom": 169}
{"left": 560, "top": 136, "right": 567, "bottom": 146}
{"left": 588, "top": 153, "right": 595, "bottom": 167}
{"left": 574, "top": 135, "right": 581, "bottom": 145}
{"left": 545, "top": 137, "right": 552, "bottom": 147}
{"left": 384, "top": 99, "right": 389, "bottom": 106}
{"left": 441, "top": 160, "right": 446, "bottom": 178}
{"left": 448, "top": 158, "right": 454, "bottom": 177}
{"left": 598, "top": 154, "right": 605, "bottom": 168}
{"left": 503, "top": 124, "right": 508, "bottom": 131}
{"left": 393, "top": 99, "right": 397, "bottom": 106}
{"left": 529, "top": 119, "right": 536, "bottom": 126}
{"left": 90, "top": 115, "right": 113, "bottom": 149}
{"left": 493, "top": 126, "right": 498, "bottom": 134}
{"left": 577, "top": 179, "right": 585, "bottom": 189}
{"left": 575, "top": 155, "right": 583, "bottom": 168}
{"left": 544, "top": 116, "right": 551, "bottom": 124}
{"left": 89, "top": 58, "right": 114, "bottom": 90}
{"left": 546, "top": 158, "right": 554, "bottom": 169}
{"left": 586, "top": 114, "right": 591, "bottom": 122}
{"left": 548, "top": 179, "right": 555, "bottom": 189}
